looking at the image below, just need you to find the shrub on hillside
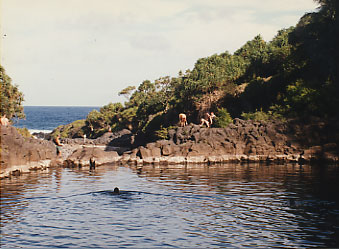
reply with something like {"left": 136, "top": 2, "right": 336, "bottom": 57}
{"left": 214, "top": 108, "right": 233, "bottom": 128}
{"left": 241, "top": 108, "right": 284, "bottom": 122}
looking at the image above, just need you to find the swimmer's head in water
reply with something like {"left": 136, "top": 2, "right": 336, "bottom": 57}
{"left": 113, "top": 187, "right": 120, "bottom": 194}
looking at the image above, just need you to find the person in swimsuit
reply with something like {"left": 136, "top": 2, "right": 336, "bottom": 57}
{"left": 53, "top": 134, "right": 63, "bottom": 156}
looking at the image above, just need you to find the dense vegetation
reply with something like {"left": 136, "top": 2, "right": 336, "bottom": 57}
{"left": 0, "top": 0, "right": 322, "bottom": 142}
{"left": 54, "top": 0, "right": 338, "bottom": 141}
{"left": 0, "top": 65, "right": 25, "bottom": 119}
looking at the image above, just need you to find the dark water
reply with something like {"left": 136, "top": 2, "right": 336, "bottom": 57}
{"left": 1, "top": 163, "right": 339, "bottom": 248}
{"left": 13, "top": 106, "right": 99, "bottom": 132}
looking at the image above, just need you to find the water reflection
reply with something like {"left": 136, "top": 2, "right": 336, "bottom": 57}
{"left": 131, "top": 163, "right": 339, "bottom": 247}
{"left": 1, "top": 163, "right": 339, "bottom": 248}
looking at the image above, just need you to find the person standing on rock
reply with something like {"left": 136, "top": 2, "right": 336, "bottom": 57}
{"left": 208, "top": 112, "right": 216, "bottom": 127}
{"left": 179, "top": 113, "right": 188, "bottom": 127}
{"left": 53, "top": 134, "right": 63, "bottom": 156}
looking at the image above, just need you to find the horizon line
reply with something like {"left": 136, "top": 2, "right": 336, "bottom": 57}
{"left": 23, "top": 105, "right": 102, "bottom": 107}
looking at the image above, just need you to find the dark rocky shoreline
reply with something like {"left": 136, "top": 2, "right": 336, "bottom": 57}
{"left": 118, "top": 118, "right": 339, "bottom": 166}
{"left": 1, "top": 126, "right": 56, "bottom": 178}
{"left": 1, "top": 118, "right": 338, "bottom": 178}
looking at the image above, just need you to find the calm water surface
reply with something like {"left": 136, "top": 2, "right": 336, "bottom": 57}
{"left": 1, "top": 163, "right": 339, "bottom": 248}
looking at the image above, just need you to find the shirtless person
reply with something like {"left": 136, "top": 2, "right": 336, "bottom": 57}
{"left": 178, "top": 113, "right": 188, "bottom": 127}
{"left": 0, "top": 114, "right": 10, "bottom": 126}
{"left": 200, "top": 112, "right": 216, "bottom": 128}
{"left": 208, "top": 112, "right": 216, "bottom": 126}
{"left": 53, "top": 134, "right": 63, "bottom": 156}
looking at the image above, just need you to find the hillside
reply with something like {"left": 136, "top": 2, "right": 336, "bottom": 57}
{"left": 49, "top": 0, "right": 337, "bottom": 142}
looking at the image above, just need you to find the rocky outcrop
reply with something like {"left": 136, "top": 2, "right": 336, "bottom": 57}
{"left": 0, "top": 126, "right": 57, "bottom": 178}
{"left": 64, "top": 147, "right": 120, "bottom": 167}
{"left": 120, "top": 118, "right": 339, "bottom": 166}
{"left": 58, "top": 129, "right": 133, "bottom": 155}
{"left": 2, "top": 118, "right": 337, "bottom": 178}
{"left": 61, "top": 129, "right": 133, "bottom": 147}
{"left": 0, "top": 126, "right": 133, "bottom": 177}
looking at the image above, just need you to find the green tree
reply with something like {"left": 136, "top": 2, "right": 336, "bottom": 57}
{"left": 154, "top": 76, "right": 174, "bottom": 112}
{"left": 118, "top": 86, "right": 136, "bottom": 100}
{"left": 234, "top": 35, "right": 269, "bottom": 79}
{"left": 86, "top": 102, "right": 123, "bottom": 132}
{"left": 0, "top": 65, "right": 25, "bottom": 119}
{"left": 286, "top": 0, "right": 339, "bottom": 117}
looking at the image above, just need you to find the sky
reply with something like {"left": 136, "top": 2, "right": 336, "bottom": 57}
{"left": 0, "top": 0, "right": 318, "bottom": 107}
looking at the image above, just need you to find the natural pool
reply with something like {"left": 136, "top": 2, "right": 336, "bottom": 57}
{"left": 1, "top": 163, "right": 338, "bottom": 248}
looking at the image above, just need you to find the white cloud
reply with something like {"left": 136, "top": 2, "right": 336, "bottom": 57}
{"left": 129, "top": 33, "right": 171, "bottom": 51}
{"left": 1, "top": 0, "right": 318, "bottom": 106}
{"left": 190, "top": 0, "right": 317, "bottom": 12}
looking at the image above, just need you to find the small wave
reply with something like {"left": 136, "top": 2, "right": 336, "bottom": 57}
{"left": 29, "top": 129, "right": 53, "bottom": 134}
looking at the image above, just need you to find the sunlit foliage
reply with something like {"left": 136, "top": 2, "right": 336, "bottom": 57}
{"left": 0, "top": 65, "right": 25, "bottom": 119}
{"left": 59, "top": 0, "right": 338, "bottom": 139}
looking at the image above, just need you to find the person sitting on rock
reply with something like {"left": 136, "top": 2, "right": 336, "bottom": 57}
{"left": 200, "top": 112, "right": 211, "bottom": 127}
{"left": 200, "top": 116, "right": 209, "bottom": 127}
{"left": 0, "top": 114, "right": 10, "bottom": 126}
{"left": 53, "top": 134, "right": 63, "bottom": 156}
{"left": 200, "top": 112, "right": 216, "bottom": 128}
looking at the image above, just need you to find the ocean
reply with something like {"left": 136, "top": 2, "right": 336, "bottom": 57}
{"left": 14, "top": 106, "right": 100, "bottom": 133}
